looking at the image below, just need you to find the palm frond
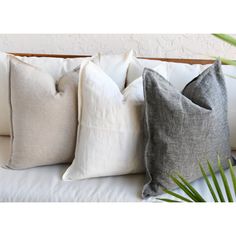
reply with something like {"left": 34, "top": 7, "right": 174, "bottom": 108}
{"left": 218, "top": 158, "right": 233, "bottom": 202}
{"left": 229, "top": 159, "right": 236, "bottom": 197}
{"left": 218, "top": 57, "right": 236, "bottom": 66}
{"left": 213, "top": 34, "right": 236, "bottom": 47}
{"left": 177, "top": 174, "right": 206, "bottom": 202}
{"left": 207, "top": 160, "right": 225, "bottom": 202}
{"left": 199, "top": 162, "right": 218, "bottom": 202}
{"left": 170, "top": 176, "right": 201, "bottom": 202}
{"left": 158, "top": 158, "right": 236, "bottom": 203}
{"left": 162, "top": 188, "right": 192, "bottom": 202}
{"left": 212, "top": 34, "right": 236, "bottom": 68}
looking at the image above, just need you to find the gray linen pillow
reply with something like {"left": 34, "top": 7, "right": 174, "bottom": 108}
{"left": 142, "top": 60, "right": 231, "bottom": 198}
{"left": 8, "top": 57, "right": 79, "bottom": 169}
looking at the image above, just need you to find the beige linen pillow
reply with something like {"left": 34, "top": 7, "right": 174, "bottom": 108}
{"left": 0, "top": 52, "right": 88, "bottom": 136}
{"left": 8, "top": 57, "right": 80, "bottom": 169}
{"left": 0, "top": 136, "right": 10, "bottom": 167}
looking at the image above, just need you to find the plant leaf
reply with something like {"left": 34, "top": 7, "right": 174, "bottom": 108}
{"left": 218, "top": 57, "right": 236, "bottom": 66}
{"left": 177, "top": 174, "right": 206, "bottom": 202}
{"left": 207, "top": 160, "right": 225, "bottom": 202}
{"left": 218, "top": 158, "right": 233, "bottom": 202}
{"left": 213, "top": 34, "right": 236, "bottom": 47}
{"left": 156, "top": 198, "right": 181, "bottom": 203}
{"left": 228, "top": 159, "right": 236, "bottom": 198}
{"left": 170, "top": 176, "right": 200, "bottom": 202}
{"left": 162, "top": 188, "right": 192, "bottom": 202}
{"left": 211, "top": 56, "right": 236, "bottom": 66}
{"left": 199, "top": 162, "right": 218, "bottom": 202}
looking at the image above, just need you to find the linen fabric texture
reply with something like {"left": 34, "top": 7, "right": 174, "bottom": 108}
{"left": 142, "top": 60, "right": 231, "bottom": 198}
{"left": 0, "top": 52, "right": 87, "bottom": 136}
{"left": 63, "top": 61, "right": 145, "bottom": 180}
{"left": 8, "top": 57, "right": 80, "bottom": 169}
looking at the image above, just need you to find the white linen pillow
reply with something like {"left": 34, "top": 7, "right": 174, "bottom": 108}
{"left": 63, "top": 61, "right": 146, "bottom": 180}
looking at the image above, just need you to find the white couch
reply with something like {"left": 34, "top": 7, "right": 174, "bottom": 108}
{"left": 1, "top": 55, "right": 236, "bottom": 202}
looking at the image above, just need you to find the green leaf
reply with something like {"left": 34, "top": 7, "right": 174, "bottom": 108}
{"left": 207, "top": 160, "right": 225, "bottom": 202}
{"left": 218, "top": 158, "right": 233, "bottom": 202}
{"left": 211, "top": 56, "right": 236, "bottom": 66}
{"left": 199, "top": 162, "right": 218, "bottom": 202}
{"left": 228, "top": 159, "right": 236, "bottom": 197}
{"left": 213, "top": 34, "right": 236, "bottom": 47}
{"left": 162, "top": 188, "right": 192, "bottom": 202}
{"left": 177, "top": 174, "right": 206, "bottom": 202}
{"left": 218, "top": 57, "right": 236, "bottom": 66}
{"left": 156, "top": 198, "right": 181, "bottom": 203}
{"left": 170, "top": 176, "right": 200, "bottom": 202}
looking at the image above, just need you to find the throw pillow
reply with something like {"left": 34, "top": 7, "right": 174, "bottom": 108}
{"left": 142, "top": 60, "right": 231, "bottom": 198}
{"left": 8, "top": 57, "right": 80, "bottom": 169}
{"left": 63, "top": 61, "right": 145, "bottom": 180}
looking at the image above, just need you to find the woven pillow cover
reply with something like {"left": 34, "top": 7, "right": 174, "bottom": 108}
{"left": 142, "top": 60, "right": 231, "bottom": 198}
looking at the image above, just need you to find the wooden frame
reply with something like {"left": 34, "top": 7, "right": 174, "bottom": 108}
{"left": 9, "top": 52, "right": 214, "bottom": 65}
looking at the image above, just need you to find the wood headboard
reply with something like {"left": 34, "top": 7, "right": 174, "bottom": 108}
{"left": 9, "top": 52, "right": 214, "bottom": 65}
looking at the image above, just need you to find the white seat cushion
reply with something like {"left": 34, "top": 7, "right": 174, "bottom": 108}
{"left": 0, "top": 164, "right": 145, "bottom": 202}
{"left": 1, "top": 136, "right": 236, "bottom": 202}
{"left": 0, "top": 137, "right": 144, "bottom": 202}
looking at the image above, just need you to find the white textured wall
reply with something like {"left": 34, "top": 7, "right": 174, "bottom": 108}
{"left": 0, "top": 34, "right": 236, "bottom": 59}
